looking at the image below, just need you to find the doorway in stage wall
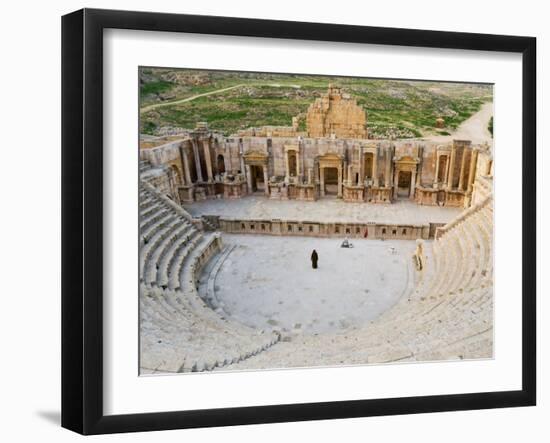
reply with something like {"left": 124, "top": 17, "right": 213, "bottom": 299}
{"left": 397, "top": 170, "right": 412, "bottom": 198}
{"left": 324, "top": 167, "right": 338, "bottom": 196}
{"left": 250, "top": 165, "right": 265, "bottom": 192}
{"left": 217, "top": 154, "right": 226, "bottom": 175}
{"left": 288, "top": 151, "right": 298, "bottom": 178}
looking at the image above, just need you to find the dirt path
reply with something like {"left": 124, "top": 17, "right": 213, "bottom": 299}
{"left": 140, "top": 82, "right": 303, "bottom": 114}
{"left": 140, "top": 84, "right": 246, "bottom": 114}
{"left": 425, "top": 102, "right": 493, "bottom": 144}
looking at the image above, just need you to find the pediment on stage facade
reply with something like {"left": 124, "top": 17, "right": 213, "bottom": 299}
{"left": 318, "top": 153, "right": 343, "bottom": 168}
{"left": 284, "top": 143, "right": 300, "bottom": 152}
{"left": 436, "top": 144, "right": 452, "bottom": 153}
{"left": 318, "top": 153, "right": 343, "bottom": 161}
{"left": 362, "top": 143, "right": 378, "bottom": 153}
{"left": 243, "top": 150, "right": 268, "bottom": 164}
{"left": 394, "top": 155, "right": 419, "bottom": 164}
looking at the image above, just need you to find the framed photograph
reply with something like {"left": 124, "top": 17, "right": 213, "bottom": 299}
{"left": 61, "top": 8, "right": 536, "bottom": 435}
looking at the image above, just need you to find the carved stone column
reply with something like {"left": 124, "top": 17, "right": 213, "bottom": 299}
{"left": 263, "top": 165, "right": 269, "bottom": 196}
{"left": 410, "top": 168, "right": 416, "bottom": 198}
{"left": 226, "top": 146, "right": 232, "bottom": 174}
{"left": 394, "top": 169, "right": 400, "bottom": 197}
{"left": 372, "top": 150, "right": 378, "bottom": 187}
{"left": 467, "top": 149, "right": 479, "bottom": 193}
{"left": 447, "top": 146, "right": 456, "bottom": 189}
{"left": 320, "top": 167, "right": 325, "bottom": 197}
{"left": 348, "top": 164, "right": 353, "bottom": 185}
{"left": 359, "top": 148, "right": 364, "bottom": 184}
{"left": 246, "top": 164, "right": 253, "bottom": 193}
{"left": 239, "top": 142, "right": 246, "bottom": 175}
{"left": 192, "top": 139, "right": 203, "bottom": 182}
{"left": 337, "top": 165, "right": 343, "bottom": 198}
{"left": 224, "top": 151, "right": 230, "bottom": 174}
{"left": 202, "top": 138, "right": 214, "bottom": 182}
{"left": 385, "top": 147, "right": 392, "bottom": 188}
{"left": 434, "top": 153, "right": 440, "bottom": 186}
{"left": 285, "top": 151, "right": 290, "bottom": 182}
{"left": 182, "top": 146, "right": 192, "bottom": 185}
{"left": 458, "top": 150, "right": 468, "bottom": 190}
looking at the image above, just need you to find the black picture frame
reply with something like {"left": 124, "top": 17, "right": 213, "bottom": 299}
{"left": 61, "top": 8, "right": 536, "bottom": 435}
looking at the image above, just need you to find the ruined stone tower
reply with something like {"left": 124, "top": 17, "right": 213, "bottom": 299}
{"left": 306, "top": 84, "right": 368, "bottom": 139}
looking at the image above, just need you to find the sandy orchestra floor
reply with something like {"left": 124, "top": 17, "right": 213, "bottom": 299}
{"left": 200, "top": 234, "right": 420, "bottom": 335}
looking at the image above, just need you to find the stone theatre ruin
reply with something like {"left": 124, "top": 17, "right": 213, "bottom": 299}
{"left": 139, "top": 81, "right": 494, "bottom": 373}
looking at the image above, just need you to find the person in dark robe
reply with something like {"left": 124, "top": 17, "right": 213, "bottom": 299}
{"left": 311, "top": 249, "right": 319, "bottom": 269}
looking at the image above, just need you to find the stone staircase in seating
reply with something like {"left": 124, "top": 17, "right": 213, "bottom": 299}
{"left": 219, "top": 196, "right": 494, "bottom": 370}
{"left": 139, "top": 181, "right": 280, "bottom": 373}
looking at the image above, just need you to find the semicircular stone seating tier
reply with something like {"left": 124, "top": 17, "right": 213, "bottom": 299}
{"left": 139, "top": 181, "right": 280, "bottom": 374}
{"left": 219, "top": 196, "right": 494, "bottom": 371}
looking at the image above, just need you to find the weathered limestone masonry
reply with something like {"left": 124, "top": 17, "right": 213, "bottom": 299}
{"left": 306, "top": 84, "right": 368, "bottom": 139}
{"left": 218, "top": 194, "right": 494, "bottom": 370}
{"left": 138, "top": 84, "right": 495, "bottom": 371}
{"left": 139, "top": 182, "right": 280, "bottom": 373}
{"left": 140, "top": 85, "right": 492, "bottom": 211}
{"left": 211, "top": 217, "right": 437, "bottom": 240}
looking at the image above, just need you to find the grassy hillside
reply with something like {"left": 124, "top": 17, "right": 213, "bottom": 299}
{"left": 139, "top": 68, "right": 492, "bottom": 138}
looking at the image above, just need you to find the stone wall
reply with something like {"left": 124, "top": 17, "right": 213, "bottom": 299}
{"left": 141, "top": 134, "right": 488, "bottom": 209}
{"left": 138, "top": 87, "right": 489, "bottom": 210}
{"left": 189, "top": 234, "right": 224, "bottom": 288}
{"left": 215, "top": 217, "right": 437, "bottom": 240}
